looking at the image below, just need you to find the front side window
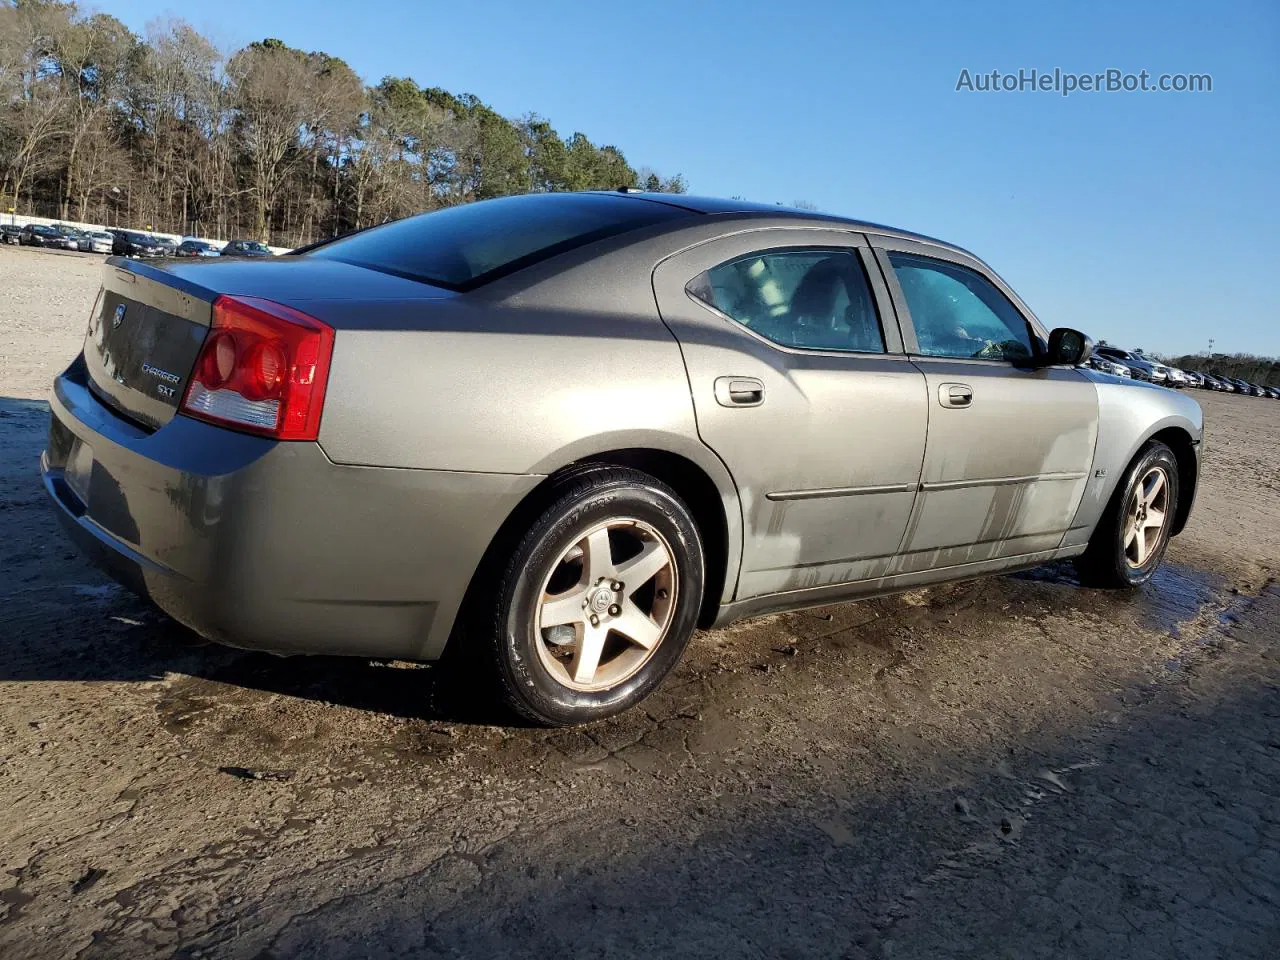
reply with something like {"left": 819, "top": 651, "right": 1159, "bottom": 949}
{"left": 888, "top": 252, "right": 1035, "bottom": 362}
{"left": 686, "top": 249, "right": 885, "bottom": 353}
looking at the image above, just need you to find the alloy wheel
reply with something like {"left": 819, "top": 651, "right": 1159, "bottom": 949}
{"left": 1123, "top": 466, "right": 1170, "bottom": 567}
{"left": 534, "top": 518, "right": 678, "bottom": 692}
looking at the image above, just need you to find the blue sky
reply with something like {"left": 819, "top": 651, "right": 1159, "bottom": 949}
{"left": 100, "top": 0, "right": 1279, "bottom": 357}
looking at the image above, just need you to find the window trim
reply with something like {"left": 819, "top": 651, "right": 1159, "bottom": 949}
{"left": 683, "top": 244, "right": 899, "bottom": 357}
{"left": 869, "top": 238, "right": 1048, "bottom": 365}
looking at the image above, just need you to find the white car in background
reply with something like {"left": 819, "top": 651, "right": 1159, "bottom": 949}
{"left": 77, "top": 230, "right": 114, "bottom": 254}
{"left": 1085, "top": 356, "right": 1132, "bottom": 377}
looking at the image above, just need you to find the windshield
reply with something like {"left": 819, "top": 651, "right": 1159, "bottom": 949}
{"left": 306, "top": 193, "right": 691, "bottom": 290}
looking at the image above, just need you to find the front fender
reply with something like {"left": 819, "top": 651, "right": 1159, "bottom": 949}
{"left": 1062, "top": 375, "right": 1203, "bottom": 547}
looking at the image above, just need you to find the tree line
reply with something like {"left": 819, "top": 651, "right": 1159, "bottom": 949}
{"left": 0, "top": 0, "right": 687, "bottom": 246}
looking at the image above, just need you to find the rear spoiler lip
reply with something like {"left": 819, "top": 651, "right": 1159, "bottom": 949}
{"left": 106, "top": 256, "right": 218, "bottom": 304}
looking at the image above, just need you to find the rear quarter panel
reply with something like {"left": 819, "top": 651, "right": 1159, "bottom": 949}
{"left": 310, "top": 230, "right": 748, "bottom": 608}
{"left": 315, "top": 298, "right": 702, "bottom": 475}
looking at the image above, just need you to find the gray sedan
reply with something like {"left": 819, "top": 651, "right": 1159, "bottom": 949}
{"left": 42, "top": 192, "right": 1202, "bottom": 725}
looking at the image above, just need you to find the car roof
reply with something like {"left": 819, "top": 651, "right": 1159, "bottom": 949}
{"left": 589, "top": 190, "right": 967, "bottom": 255}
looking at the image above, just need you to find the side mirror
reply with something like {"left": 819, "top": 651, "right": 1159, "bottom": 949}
{"left": 1047, "top": 327, "right": 1093, "bottom": 366}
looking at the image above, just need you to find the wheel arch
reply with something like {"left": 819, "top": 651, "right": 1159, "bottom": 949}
{"left": 570, "top": 448, "right": 735, "bottom": 627}
{"left": 1147, "top": 425, "right": 1198, "bottom": 536}
{"left": 448, "top": 443, "right": 742, "bottom": 664}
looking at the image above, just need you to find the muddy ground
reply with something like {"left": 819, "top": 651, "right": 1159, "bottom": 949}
{"left": 1, "top": 244, "right": 1278, "bottom": 959}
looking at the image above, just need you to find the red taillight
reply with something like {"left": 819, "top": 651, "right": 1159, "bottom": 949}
{"left": 180, "top": 295, "right": 334, "bottom": 441}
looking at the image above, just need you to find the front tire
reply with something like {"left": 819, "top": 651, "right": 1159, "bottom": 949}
{"left": 1075, "top": 441, "right": 1179, "bottom": 588}
{"left": 484, "top": 467, "right": 704, "bottom": 726}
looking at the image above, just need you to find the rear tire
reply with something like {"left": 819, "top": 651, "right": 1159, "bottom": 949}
{"left": 1075, "top": 441, "right": 1179, "bottom": 588}
{"left": 481, "top": 467, "right": 704, "bottom": 726}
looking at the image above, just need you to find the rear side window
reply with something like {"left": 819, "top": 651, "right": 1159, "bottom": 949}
{"left": 686, "top": 248, "right": 885, "bottom": 353}
{"left": 307, "top": 193, "right": 692, "bottom": 291}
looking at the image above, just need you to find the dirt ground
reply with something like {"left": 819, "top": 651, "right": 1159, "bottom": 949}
{"left": 1, "top": 243, "right": 1278, "bottom": 959}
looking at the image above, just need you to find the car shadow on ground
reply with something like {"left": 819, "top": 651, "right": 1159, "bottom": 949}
{"left": 0, "top": 393, "right": 1238, "bottom": 729}
{"left": 162, "top": 627, "right": 1280, "bottom": 958}
{"left": 1, "top": 394, "right": 503, "bottom": 723}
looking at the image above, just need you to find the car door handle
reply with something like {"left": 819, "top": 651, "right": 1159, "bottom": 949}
{"left": 939, "top": 383, "right": 973, "bottom": 408}
{"left": 714, "top": 376, "right": 765, "bottom": 407}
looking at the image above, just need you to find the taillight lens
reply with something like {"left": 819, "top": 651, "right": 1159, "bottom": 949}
{"left": 181, "top": 295, "right": 334, "bottom": 441}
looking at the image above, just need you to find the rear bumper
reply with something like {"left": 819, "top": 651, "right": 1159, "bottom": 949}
{"left": 43, "top": 359, "right": 541, "bottom": 660}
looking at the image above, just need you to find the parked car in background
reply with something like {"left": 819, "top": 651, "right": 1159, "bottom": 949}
{"left": 19, "top": 224, "right": 62, "bottom": 247}
{"left": 176, "top": 239, "right": 221, "bottom": 258}
{"left": 78, "top": 230, "right": 114, "bottom": 254}
{"left": 1261, "top": 385, "right": 1280, "bottom": 399}
{"left": 41, "top": 191, "right": 1204, "bottom": 726}
{"left": 155, "top": 237, "right": 179, "bottom": 257}
{"left": 1199, "top": 374, "right": 1225, "bottom": 390}
{"left": 110, "top": 229, "right": 166, "bottom": 258}
{"left": 1095, "top": 346, "right": 1159, "bottom": 382}
{"left": 220, "top": 239, "right": 273, "bottom": 258}
{"left": 1085, "top": 355, "right": 1130, "bottom": 377}
{"left": 1151, "top": 363, "right": 1179, "bottom": 386}
{"left": 1229, "top": 378, "right": 1262, "bottom": 397}
{"left": 49, "top": 224, "right": 85, "bottom": 250}
{"left": 1180, "top": 371, "right": 1204, "bottom": 388}
{"left": 0, "top": 224, "right": 21, "bottom": 245}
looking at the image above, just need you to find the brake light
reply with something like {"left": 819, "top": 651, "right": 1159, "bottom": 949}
{"left": 181, "top": 295, "right": 334, "bottom": 441}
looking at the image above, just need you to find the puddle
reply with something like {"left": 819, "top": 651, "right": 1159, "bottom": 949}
{"left": 0, "top": 887, "right": 36, "bottom": 924}
{"left": 1162, "top": 579, "right": 1277, "bottom": 675}
{"left": 1012, "top": 561, "right": 1228, "bottom": 637}
{"left": 1135, "top": 564, "right": 1228, "bottom": 637}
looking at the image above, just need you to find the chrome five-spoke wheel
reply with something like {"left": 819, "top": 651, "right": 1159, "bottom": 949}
{"left": 1123, "top": 466, "right": 1170, "bottom": 567}
{"left": 535, "top": 518, "right": 678, "bottom": 691}
{"left": 1076, "top": 440, "right": 1179, "bottom": 588}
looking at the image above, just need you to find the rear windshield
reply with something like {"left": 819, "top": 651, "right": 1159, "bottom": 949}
{"left": 305, "top": 193, "right": 692, "bottom": 290}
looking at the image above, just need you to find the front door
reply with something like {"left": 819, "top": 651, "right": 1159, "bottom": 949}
{"left": 873, "top": 238, "right": 1099, "bottom": 568}
{"left": 653, "top": 229, "right": 929, "bottom": 599}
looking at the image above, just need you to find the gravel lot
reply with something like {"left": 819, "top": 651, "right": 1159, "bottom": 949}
{"left": 1, "top": 243, "right": 1278, "bottom": 959}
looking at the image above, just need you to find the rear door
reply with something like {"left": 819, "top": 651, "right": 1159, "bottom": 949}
{"left": 653, "top": 228, "right": 928, "bottom": 599}
{"left": 872, "top": 236, "right": 1099, "bottom": 565}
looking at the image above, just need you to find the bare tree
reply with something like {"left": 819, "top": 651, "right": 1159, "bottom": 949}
{"left": 0, "top": 0, "right": 72, "bottom": 211}
{"left": 1, "top": 8, "right": 686, "bottom": 242}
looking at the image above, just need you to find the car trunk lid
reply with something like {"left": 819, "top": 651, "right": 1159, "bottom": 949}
{"left": 84, "top": 262, "right": 214, "bottom": 430}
